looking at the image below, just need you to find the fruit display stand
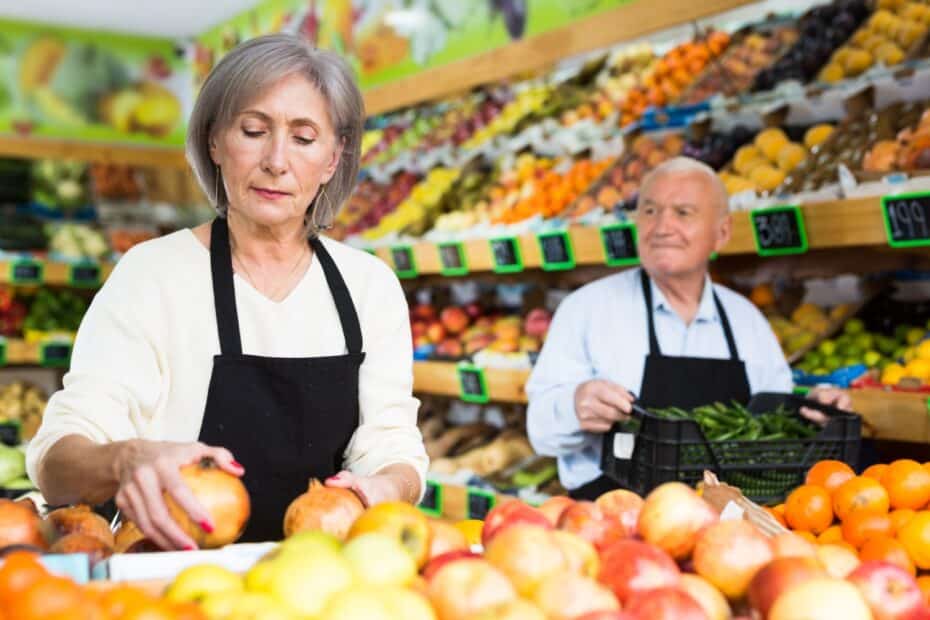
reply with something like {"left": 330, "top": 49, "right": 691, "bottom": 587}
{"left": 413, "top": 361, "right": 529, "bottom": 405}
{"left": 850, "top": 388, "right": 930, "bottom": 443}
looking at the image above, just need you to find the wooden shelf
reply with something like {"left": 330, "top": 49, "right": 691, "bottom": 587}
{"left": 0, "top": 259, "right": 114, "bottom": 287}
{"left": 0, "top": 338, "right": 71, "bottom": 367}
{"left": 0, "top": 136, "right": 187, "bottom": 169}
{"left": 413, "top": 361, "right": 530, "bottom": 404}
{"left": 851, "top": 388, "right": 930, "bottom": 444}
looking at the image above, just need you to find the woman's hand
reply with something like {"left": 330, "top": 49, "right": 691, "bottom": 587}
{"left": 114, "top": 440, "right": 244, "bottom": 551}
{"left": 325, "top": 464, "right": 421, "bottom": 507}
{"left": 800, "top": 387, "right": 853, "bottom": 425}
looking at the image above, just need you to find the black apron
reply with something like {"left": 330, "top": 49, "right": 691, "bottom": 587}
{"left": 198, "top": 218, "right": 364, "bottom": 542}
{"left": 573, "top": 269, "right": 752, "bottom": 500}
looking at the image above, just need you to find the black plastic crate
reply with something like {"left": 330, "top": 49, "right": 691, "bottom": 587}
{"left": 600, "top": 392, "right": 861, "bottom": 505}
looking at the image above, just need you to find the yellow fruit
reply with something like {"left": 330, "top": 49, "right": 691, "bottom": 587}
{"left": 455, "top": 519, "right": 483, "bottom": 546}
{"left": 916, "top": 340, "right": 930, "bottom": 361}
{"left": 875, "top": 41, "right": 905, "bottom": 65}
{"left": 905, "top": 359, "right": 930, "bottom": 382}
{"left": 862, "top": 34, "right": 889, "bottom": 53}
{"left": 165, "top": 564, "right": 243, "bottom": 603}
{"left": 805, "top": 124, "right": 835, "bottom": 149}
{"left": 749, "top": 165, "right": 787, "bottom": 192}
{"left": 844, "top": 49, "right": 874, "bottom": 76}
{"left": 877, "top": 0, "right": 903, "bottom": 10}
{"left": 882, "top": 363, "right": 907, "bottom": 386}
{"left": 777, "top": 143, "right": 808, "bottom": 172}
{"left": 897, "top": 21, "right": 926, "bottom": 48}
{"left": 820, "top": 63, "right": 846, "bottom": 83}
{"left": 733, "top": 145, "right": 763, "bottom": 173}
{"left": 723, "top": 174, "right": 758, "bottom": 195}
{"left": 755, "top": 128, "right": 790, "bottom": 162}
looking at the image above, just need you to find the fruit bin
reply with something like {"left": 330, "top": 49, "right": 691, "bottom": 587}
{"left": 600, "top": 392, "right": 861, "bottom": 505}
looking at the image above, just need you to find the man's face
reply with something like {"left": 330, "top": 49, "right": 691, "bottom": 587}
{"left": 634, "top": 171, "right": 731, "bottom": 280}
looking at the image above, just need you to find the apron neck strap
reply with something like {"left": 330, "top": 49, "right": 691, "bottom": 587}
{"left": 309, "top": 237, "right": 363, "bottom": 355}
{"left": 639, "top": 268, "right": 740, "bottom": 360}
{"left": 211, "top": 218, "right": 243, "bottom": 356}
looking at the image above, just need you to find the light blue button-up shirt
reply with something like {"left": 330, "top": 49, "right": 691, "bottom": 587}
{"left": 526, "top": 267, "right": 793, "bottom": 491}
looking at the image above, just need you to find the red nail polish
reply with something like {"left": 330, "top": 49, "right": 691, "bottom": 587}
{"left": 184, "top": 544, "right": 196, "bottom": 551}
{"left": 231, "top": 460, "right": 244, "bottom": 470}
{"left": 200, "top": 520, "right": 215, "bottom": 533}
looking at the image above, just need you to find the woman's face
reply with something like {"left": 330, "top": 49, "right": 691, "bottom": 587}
{"left": 211, "top": 73, "right": 342, "bottom": 230}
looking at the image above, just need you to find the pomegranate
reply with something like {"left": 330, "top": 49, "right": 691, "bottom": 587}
{"left": 638, "top": 482, "right": 717, "bottom": 560}
{"left": 164, "top": 458, "right": 250, "bottom": 548}
{"left": 46, "top": 505, "right": 114, "bottom": 547}
{"left": 283, "top": 478, "right": 364, "bottom": 541}
{"left": 0, "top": 499, "right": 46, "bottom": 549}
{"left": 114, "top": 520, "right": 146, "bottom": 553}
{"left": 50, "top": 533, "right": 112, "bottom": 564}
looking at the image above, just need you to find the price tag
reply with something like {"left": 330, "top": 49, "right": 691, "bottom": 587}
{"left": 750, "top": 205, "right": 808, "bottom": 256}
{"left": 390, "top": 245, "right": 418, "bottom": 279}
{"left": 489, "top": 237, "right": 524, "bottom": 274}
{"left": 600, "top": 223, "right": 639, "bottom": 267}
{"left": 68, "top": 263, "right": 101, "bottom": 288}
{"left": 882, "top": 192, "right": 930, "bottom": 248}
{"left": 40, "top": 341, "right": 72, "bottom": 368}
{"left": 0, "top": 422, "right": 19, "bottom": 447}
{"left": 537, "top": 231, "right": 575, "bottom": 271}
{"left": 438, "top": 242, "right": 468, "bottom": 277}
{"left": 466, "top": 487, "right": 496, "bottom": 520}
{"left": 9, "top": 260, "right": 43, "bottom": 285}
{"left": 458, "top": 364, "right": 489, "bottom": 404}
{"left": 418, "top": 480, "right": 444, "bottom": 517}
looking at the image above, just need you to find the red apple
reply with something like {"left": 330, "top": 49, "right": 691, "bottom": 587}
{"left": 598, "top": 539, "right": 680, "bottom": 605}
{"left": 422, "top": 550, "right": 480, "bottom": 581}
{"left": 524, "top": 308, "right": 552, "bottom": 338}
{"left": 848, "top": 561, "right": 928, "bottom": 620}
{"left": 693, "top": 520, "right": 774, "bottom": 600}
{"left": 679, "top": 574, "right": 731, "bottom": 620}
{"left": 769, "top": 578, "right": 872, "bottom": 620}
{"left": 638, "top": 482, "right": 718, "bottom": 561}
{"left": 481, "top": 501, "right": 552, "bottom": 547}
{"left": 595, "top": 489, "right": 643, "bottom": 538}
{"left": 427, "top": 519, "right": 468, "bottom": 560}
{"left": 427, "top": 558, "right": 516, "bottom": 619}
{"left": 558, "top": 501, "right": 626, "bottom": 551}
{"left": 530, "top": 570, "right": 620, "bottom": 620}
{"left": 770, "top": 532, "right": 817, "bottom": 560}
{"left": 464, "top": 303, "right": 483, "bottom": 319}
{"left": 624, "top": 586, "right": 709, "bottom": 620}
{"left": 539, "top": 496, "right": 575, "bottom": 526}
{"left": 440, "top": 307, "right": 470, "bottom": 335}
{"left": 412, "top": 303, "right": 436, "bottom": 321}
{"left": 748, "top": 556, "right": 827, "bottom": 618}
{"left": 575, "top": 614, "right": 633, "bottom": 620}
{"left": 552, "top": 530, "right": 599, "bottom": 578}
{"left": 411, "top": 321, "right": 428, "bottom": 338}
{"left": 816, "top": 544, "right": 861, "bottom": 579}
{"left": 426, "top": 321, "right": 446, "bottom": 343}
{"left": 484, "top": 525, "right": 567, "bottom": 597}
{"left": 436, "top": 338, "right": 464, "bottom": 359}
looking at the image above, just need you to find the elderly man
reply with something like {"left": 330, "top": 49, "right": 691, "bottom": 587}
{"left": 527, "top": 156, "right": 850, "bottom": 500}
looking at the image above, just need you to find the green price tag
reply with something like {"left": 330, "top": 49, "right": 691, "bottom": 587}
{"left": 489, "top": 237, "right": 524, "bottom": 274}
{"left": 438, "top": 242, "right": 468, "bottom": 277}
{"left": 0, "top": 338, "right": 7, "bottom": 367}
{"left": 40, "top": 341, "right": 72, "bottom": 368}
{"left": 600, "top": 223, "right": 639, "bottom": 267}
{"left": 9, "top": 260, "right": 43, "bottom": 285}
{"left": 881, "top": 192, "right": 930, "bottom": 248}
{"left": 750, "top": 205, "right": 808, "bottom": 257}
{"left": 418, "top": 480, "right": 444, "bottom": 517}
{"left": 0, "top": 422, "right": 19, "bottom": 447}
{"left": 390, "top": 246, "right": 418, "bottom": 279}
{"left": 537, "top": 231, "right": 575, "bottom": 271}
{"left": 466, "top": 487, "right": 496, "bottom": 520}
{"left": 68, "top": 262, "right": 101, "bottom": 288}
{"left": 458, "top": 364, "right": 489, "bottom": 404}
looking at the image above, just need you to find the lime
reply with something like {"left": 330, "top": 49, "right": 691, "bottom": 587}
{"left": 844, "top": 318, "right": 865, "bottom": 335}
{"left": 812, "top": 367, "right": 830, "bottom": 376}
{"left": 906, "top": 328, "right": 927, "bottom": 346}
{"left": 804, "top": 352, "right": 824, "bottom": 367}
{"left": 863, "top": 351, "right": 882, "bottom": 367}
{"left": 878, "top": 336, "right": 898, "bottom": 355}
{"left": 895, "top": 325, "right": 913, "bottom": 342}
{"left": 843, "top": 356, "right": 861, "bottom": 368}
{"left": 825, "top": 355, "right": 843, "bottom": 371}
{"left": 894, "top": 347, "right": 908, "bottom": 361}
{"left": 818, "top": 340, "right": 837, "bottom": 356}
{"left": 854, "top": 334, "right": 874, "bottom": 350}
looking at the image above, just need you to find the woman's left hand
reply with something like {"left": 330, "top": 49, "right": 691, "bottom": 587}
{"left": 325, "top": 464, "right": 420, "bottom": 507}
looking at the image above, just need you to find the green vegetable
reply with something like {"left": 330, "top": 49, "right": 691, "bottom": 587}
{"left": 0, "top": 444, "right": 25, "bottom": 486}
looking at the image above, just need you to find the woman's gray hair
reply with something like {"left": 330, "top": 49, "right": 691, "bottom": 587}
{"left": 186, "top": 34, "right": 364, "bottom": 235}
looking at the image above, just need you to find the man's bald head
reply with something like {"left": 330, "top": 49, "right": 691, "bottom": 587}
{"left": 638, "top": 156, "right": 729, "bottom": 218}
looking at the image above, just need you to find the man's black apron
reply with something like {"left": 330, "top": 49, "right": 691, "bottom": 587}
{"left": 198, "top": 217, "right": 364, "bottom": 541}
{"left": 573, "top": 269, "right": 752, "bottom": 500}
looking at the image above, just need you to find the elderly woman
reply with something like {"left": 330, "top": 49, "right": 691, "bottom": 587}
{"left": 26, "top": 34, "right": 427, "bottom": 548}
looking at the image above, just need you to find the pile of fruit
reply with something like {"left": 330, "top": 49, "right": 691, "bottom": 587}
{"left": 566, "top": 43, "right": 655, "bottom": 128}
{"left": 361, "top": 168, "right": 460, "bottom": 240}
{"left": 765, "top": 300, "right": 847, "bottom": 359}
{"left": 22, "top": 288, "right": 89, "bottom": 338}
{"left": 333, "top": 173, "right": 420, "bottom": 240}
{"left": 682, "top": 126, "right": 756, "bottom": 171}
{"left": 862, "top": 103, "right": 930, "bottom": 173}
{"left": 0, "top": 381, "right": 47, "bottom": 441}
{"left": 462, "top": 86, "right": 551, "bottom": 151}
{"left": 410, "top": 303, "right": 551, "bottom": 362}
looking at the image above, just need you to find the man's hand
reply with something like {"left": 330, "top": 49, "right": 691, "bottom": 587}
{"left": 574, "top": 379, "right": 635, "bottom": 433}
{"left": 800, "top": 387, "right": 853, "bottom": 425}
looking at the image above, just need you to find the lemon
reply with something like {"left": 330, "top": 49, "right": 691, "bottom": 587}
{"left": 905, "top": 359, "right": 930, "bottom": 382}
{"left": 917, "top": 339, "right": 930, "bottom": 361}
{"left": 455, "top": 519, "right": 484, "bottom": 546}
{"left": 882, "top": 363, "right": 906, "bottom": 386}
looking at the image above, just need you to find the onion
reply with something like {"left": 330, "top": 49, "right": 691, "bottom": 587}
{"left": 284, "top": 478, "right": 365, "bottom": 540}
{"left": 0, "top": 499, "right": 46, "bottom": 550}
{"left": 164, "top": 458, "right": 251, "bottom": 548}
{"left": 46, "top": 505, "right": 115, "bottom": 547}
{"left": 50, "top": 532, "right": 113, "bottom": 564}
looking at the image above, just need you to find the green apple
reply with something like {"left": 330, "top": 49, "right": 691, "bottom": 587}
{"left": 279, "top": 530, "right": 342, "bottom": 555}
{"left": 164, "top": 564, "right": 243, "bottom": 604}
{"left": 844, "top": 318, "right": 865, "bottom": 335}
{"left": 259, "top": 548, "right": 354, "bottom": 617}
{"left": 202, "top": 591, "right": 293, "bottom": 620}
{"left": 343, "top": 533, "right": 417, "bottom": 587}
{"left": 319, "top": 585, "right": 436, "bottom": 620}
{"left": 818, "top": 340, "right": 837, "bottom": 356}
{"left": 864, "top": 351, "right": 882, "bottom": 367}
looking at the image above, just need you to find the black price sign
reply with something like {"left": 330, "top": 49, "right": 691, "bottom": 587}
{"left": 68, "top": 263, "right": 101, "bottom": 288}
{"left": 600, "top": 223, "right": 639, "bottom": 267}
{"left": 438, "top": 242, "right": 468, "bottom": 277}
{"left": 0, "top": 422, "right": 19, "bottom": 447}
{"left": 458, "top": 364, "right": 489, "bottom": 404}
{"left": 882, "top": 193, "right": 930, "bottom": 248}
{"left": 9, "top": 260, "right": 43, "bottom": 285}
{"left": 40, "top": 342, "right": 72, "bottom": 368}
{"left": 489, "top": 237, "right": 524, "bottom": 274}
{"left": 750, "top": 206, "right": 808, "bottom": 256}
{"left": 390, "top": 245, "right": 417, "bottom": 279}
{"left": 537, "top": 231, "right": 575, "bottom": 271}
{"left": 418, "top": 479, "right": 444, "bottom": 517}
{"left": 466, "top": 487, "right": 496, "bottom": 520}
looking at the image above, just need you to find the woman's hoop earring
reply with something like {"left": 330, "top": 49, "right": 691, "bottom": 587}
{"left": 312, "top": 184, "right": 334, "bottom": 231}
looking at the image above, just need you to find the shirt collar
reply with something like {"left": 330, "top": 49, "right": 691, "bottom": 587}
{"left": 650, "top": 273, "right": 718, "bottom": 323}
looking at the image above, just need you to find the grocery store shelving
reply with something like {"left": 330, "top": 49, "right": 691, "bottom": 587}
{"left": 413, "top": 361, "right": 529, "bottom": 404}
{"left": 0, "top": 136, "right": 189, "bottom": 169}
{"left": 0, "top": 259, "right": 114, "bottom": 287}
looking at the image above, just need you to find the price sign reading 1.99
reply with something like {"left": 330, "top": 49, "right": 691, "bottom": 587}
{"left": 882, "top": 193, "right": 930, "bottom": 248}
{"left": 750, "top": 205, "right": 808, "bottom": 256}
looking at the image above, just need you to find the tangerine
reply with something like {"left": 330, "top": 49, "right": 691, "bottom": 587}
{"left": 8, "top": 575, "right": 85, "bottom": 620}
{"left": 833, "top": 476, "right": 890, "bottom": 522}
{"left": 793, "top": 530, "right": 818, "bottom": 543}
{"left": 899, "top": 511, "right": 930, "bottom": 570}
{"left": 859, "top": 535, "right": 916, "bottom": 576}
{"left": 918, "top": 575, "right": 930, "bottom": 607}
{"left": 806, "top": 460, "right": 856, "bottom": 493}
{"left": 890, "top": 509, "right": 917, "bottom": 534}
{"left": 818, "top": 524, "right": 844, "bottom": 544}
{"left": 0, "top": 551, "right": 47, "bottom": 606}
{"left": 863, "top": 464, "right": 889, "bottom": 480}
{"left": 882, "top": 460, "right": 930, "bottom": 510}
{"left": 840, "top": 511, "right": 893, "bottom": 548}
{"left": 764, "top": 506, "right": 786, "bottom": 527}
{"left": 785, "top": 484, "right": 834, "bottom": 534}
{"left": 97, "top": 585, "right": 153, "bottom": 618}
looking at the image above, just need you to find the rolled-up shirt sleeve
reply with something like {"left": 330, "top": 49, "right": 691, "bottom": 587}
{"left": 526, "top": 293, "right": 593, "bottom": 457}
{"left": 342, "top": 260, "right": 428, "bottom": 496}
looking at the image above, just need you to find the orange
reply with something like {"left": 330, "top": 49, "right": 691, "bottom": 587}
{"left": 793, "top": 530, "right": 817, "bottom": 543}
{"left": 918, "top": 575, "right": 930, "bottom": 607}
{"left": 882, "top": 460, "right": 930, "bottom": 510}
{"left": 170, "top": 602, "right": 209, "bottom": 620}
{"left": 765, "top": 506, "right": 786, "bottom": 527}
{"left": 841, "top": 511, "right": 893, "bottom": 548}
{"left": 923, "top": 462, "right": 930, "bottom": 476}
{"left": 806, "top": 460, "right": 856, "bottom": 493}
{"left": 891, "top": 509, "right": 917, "bottom": 534}
{"left": 859, "top": 535, "right": 916, "bottom": 576}
{"left": 899, "top": 511, "right": 930, "bottom": 570}
{"left": 97, "top": 585, "right": 153, "bottom": 618}
{"left": 8, "top": 575, "right": 85, "bottom": 620}
{"left": 863, "top": 464, "right": 888, "bottom": 480}
{"left": 773, "top": 503, "right": 786, "bottom": 518}
{"left": 0, "top": 551, "right": 48, "bottom": 606}
{"left": 818, "top": 524, "right": 844, "bottom": 544}
{"left": 123, "top": 601, "right": 177, "bottom": 620}
{"left": 833, "top": 476, "right": 890, "bottom": 522}
{"left": 785, "top": 484, "right": 834, "bottom": 534}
